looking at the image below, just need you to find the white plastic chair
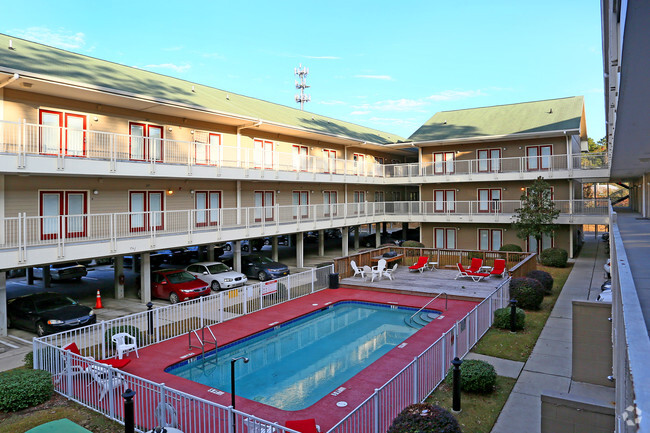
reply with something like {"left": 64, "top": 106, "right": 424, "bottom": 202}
{"left": 112, "top": 332, "right": 139, "bottom": 359}
{"left": 383, "top": 263, "right": 398, "bottom": 281}
{"left": 351, "top": 260, "right": 365, "bottom": 279}
{"left": 88, "top": 365, "right": 124, "bottom": 401}
{"left": 362, "top": 265, "right": 373, "bottom": 281}
{"left": 371, "top": 259, "right": 386, "bottom": 282}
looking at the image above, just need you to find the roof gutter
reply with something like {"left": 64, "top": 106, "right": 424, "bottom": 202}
{"left": 385, "top": 128, "right": 580, "bottom": 149}
{"left": 0, "top": 73, "right": 19, "bottom": 88}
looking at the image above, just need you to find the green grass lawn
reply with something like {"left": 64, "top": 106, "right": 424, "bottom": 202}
{"left": 473, "top": 264, "right": 573, "bottom": 362}
{"left": 426, "top": 376, "right": 517, "bottom": 433}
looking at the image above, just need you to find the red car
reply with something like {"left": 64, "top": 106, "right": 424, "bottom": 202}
{"left": 150, "top": 270, "right": 210, "bottom": 303}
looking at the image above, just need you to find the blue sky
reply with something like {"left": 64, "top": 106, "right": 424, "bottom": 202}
{"left": 1, "top": 0, "right": 604, "bottom": 140}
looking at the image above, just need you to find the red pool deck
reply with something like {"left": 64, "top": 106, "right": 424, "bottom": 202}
{"left": 122, "top": 287, "right": 478, "bottom": 430}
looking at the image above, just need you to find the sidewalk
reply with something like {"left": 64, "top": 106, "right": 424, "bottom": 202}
{"left": 490, "top": 237, "right": 614, "bottom": 433}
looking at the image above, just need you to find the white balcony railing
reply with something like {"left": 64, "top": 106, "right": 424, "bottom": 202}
{"left": 0, "top": 120, "right": 609, "bottom": 179}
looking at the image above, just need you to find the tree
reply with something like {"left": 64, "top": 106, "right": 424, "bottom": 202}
{"left": 513, "top": 176, "right": 560, "bottom": 259}
{"left": 587, "top": 136, "right": 606, "bottom": 153}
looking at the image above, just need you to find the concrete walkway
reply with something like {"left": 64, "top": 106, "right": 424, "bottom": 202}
{"left": 490, "top": 237, "right": 614, "bottom": 433}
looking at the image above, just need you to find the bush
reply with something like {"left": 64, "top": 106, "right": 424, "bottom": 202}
{"left": 0, "top": 369, "right": 53, "bottom": 412}
{"left": 445, "top": 359, "right": 497, "bottom": 394}
{"left": 24, "top": 351, "right": 34, "bottom": 369}
{"left": 104, "top": 325, "right": 142, "bottom": 349}
{"left": 509, "top": 277, "right": 545, "bottom": 310}
{"left": 468, "top": 251, "right": 484, "bottom": 260}
{"left": 499, "top": 244, "right": 523, "bottom": 252}
{"left": 527, "top": 270, "right": 554, "bottom": 295}
{"left": 540, "top": 248, "right": 568, "bottom": 267}
{"left": 401, "top": 240, "right": 425, "bottom": 248}
{"left": 493, "top": 307, "right": 526, "bottom": 330}
{"left": 387, "top": 403, "right": 462, "bottom": 433}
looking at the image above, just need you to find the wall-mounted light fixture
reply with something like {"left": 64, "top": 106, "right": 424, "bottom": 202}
{"left": 276, "top": 190, "right": 281, "bottom": 194}
{"left": 520, "top": 187, "right": 525, "bottom": 191}
{"left": 167, "top": 189, "right": 174, "bottom": 196}
{"left": 168, "top": 127, "right": 173, "bottom": 132}
{"left": 190, "top": 190, "right": 195, "bottom": 194}
{"left": 92, "top": 189, "right": 99, "bottom": 195}
{"left": 190, "top": 130, "right": 195, "bottom": 135}
{"left": 93, "top": 117, "right": 99, "bottom": 122}
{"left": 311, "top": 190, "right": 315, "bottom": 194}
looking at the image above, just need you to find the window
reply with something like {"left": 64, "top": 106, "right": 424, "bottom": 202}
{"left": 434, "top": 228, "right": 457, "bottom": 249}
{"left": 39, "top": 110, "right": 87, "bottom": 156}
{"left": 353, "top": 153, "right": 365, "bottom": 175}
{"left": 374, "top": 191, "right": 384, "bottom": 202}
{"left": 478, "top": 188, "right": 501, "bottom": 212}
{"left": 375, "top": 157, "right": 384, "bottom": 164}
{"left": 393, "top": 191, "right": 401, "bottom": 201}
{"left": 434, "top": 190, "right": 456, "bottom": 213}
{"left": 477, "top": 148, "right": 501, "bottom": 172}
{"left": 353, "top": 191, "right": 365, "bottom": 215}
{"left": 478, "top": 229, "right": 503, "bottom": 251}
{"left": 323, "top": 149, "right": 337, "bottom": 174}
{"left": 433, "top": 152, "right": 455, "bottom": 174}
{"left": 527, "top": 233, "right": 553, "bottom": 253}
{"left": 254, "top": 191, "right": 274, "bottom": 222}
{"left": 195, "top": 133, "right": 221, "bottom": 165}
{"left": 526, "top": 145, "right": 552, "bottom": 171}
{"left": 254, "top": 139, "right": 275, "bottom": 169}
{"left": 129, "top": 191, "right": 164, "bottom": 232}
{"left": 292, "top": 145, "right": 309, "bottom": 171}
{"left": 292, "top": 191, "right": 309, "bottom": 219}
{"left": 195, "top": 191, "right": 221, "bottom": 227}
{"left": 129, "top": 122, "right": 163, "bottom": 161}
{"left": 39, "top": 191, "right": 88, "bottom": 240}
{"left": 323, "top": 191, "right": 338, "bottom": 217}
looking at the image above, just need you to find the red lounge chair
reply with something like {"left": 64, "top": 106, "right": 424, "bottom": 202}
{"left": 490, "top": 259, "right": 507, "bottom": 277}
{"left": 468, "top": 257, "right": 483, "bottom": 273}
{"left": 455, "top": 263, "right": 490, "bottom": 282}
{"left": 286, "top": 419, "right": 321, "bottom": 433}
{"left": 63, "top": 342, "right": 131, "bottom": 369}
{"left": 408, "top": 256, "right": 428, "bottom": 273}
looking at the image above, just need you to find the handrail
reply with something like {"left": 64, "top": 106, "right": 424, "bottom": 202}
{"left": 188, "top": 326, "right": 218, "bottom": 361}
{"left": 409, "top": 292, "right": 448, "bottom": 323}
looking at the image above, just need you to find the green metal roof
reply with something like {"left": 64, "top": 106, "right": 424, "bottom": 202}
{"left": 408, "top": 96, "right": 584, "bottom": 142}
{"left": 0, "top": 33, "right": 405, "bottom": 145}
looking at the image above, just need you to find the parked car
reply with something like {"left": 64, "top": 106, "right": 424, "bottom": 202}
{"left": 6, "top": 268, "right": 26, "bottom": 279}
{"left": 604, "top": 259, "right": 611, "bottom": 279}
{"left": 597, "top": 289, "right": 612, "bottom": 302}
{"left": 123, "top": 252, "right": 168, "bottom": 269}
{"left": 263, "top": 235, "right": 289, "bottom": 245}
{"left": 143, "top": 270, "right": 210, "bottom": 304}
{"left": 7, "top": 292, "right": 96, "bottom": 337}
{"left": 186, "top": 244, "right": 226, "bottom": 260}
{"left": 240, "top": 254, "right": 290, "bottom": 281}
{"left": 601, "top": 279, "right": 612, "bottom": 291}
{"left": 304, "top": 232, "right": 319, "bottom": 243}
{"left": 325, "top": 229, "right": 342, "bottom": 239}
{"left": 33, "top": 262, "right": 88, "bottom": 281}
{"left": 185, "top": 262, "right": 247, "bottom": 291}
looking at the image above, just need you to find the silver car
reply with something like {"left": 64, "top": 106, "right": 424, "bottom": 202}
{"left": 185, "top": 262, "right": 247, "bottom": 291}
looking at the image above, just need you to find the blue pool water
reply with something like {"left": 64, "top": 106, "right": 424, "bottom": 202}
{"left": 166, "top": 301, "right": 440, "bottom": 410}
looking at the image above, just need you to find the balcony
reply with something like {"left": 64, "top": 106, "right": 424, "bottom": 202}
{"left": 0, "top": 120, "right": 610, "bottom": 183}
{"left": 0, "top": 199, "right": 609, "bottom": 269}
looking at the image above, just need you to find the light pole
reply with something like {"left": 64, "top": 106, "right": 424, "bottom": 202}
{"left": 231, "top": 356, "right": 249, "bottom": 432}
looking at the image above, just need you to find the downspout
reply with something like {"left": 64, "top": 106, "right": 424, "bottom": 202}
{"left": 0, "top": 73, "right": 19, "bottom": 89}
{"left": 236, "top": 120, "right": 262, "bottom": 168}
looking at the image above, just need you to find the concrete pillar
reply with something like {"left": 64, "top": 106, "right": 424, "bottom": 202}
{"left": 342, "top": 226, "right": 349, "bottom": 256}
{"left": 236, "top": 180, "right": 242, "bottom": 225}
{"left": 375, "top": 223, "right": 381, "bottom": 246}
{"left": 114, "top": 256, "right": 124, "bottom": 300}
{"left": 0, "top": 271, "right": 6, "bottom": 337}
{"left": 318, "top": 229, "right": 325, "bottom": 256}
{"left": 234, "top": 241, "right": 242, "bottom": 273}
{"left": 140, "top": 252, "right": 151, "bottom": 303}
{"left": 207, "top": 244, "right": 215, "bottom": 262}
{"left": 42, "top": 265, "right": 51, "bottom": 288}
{"left": 383, "top": 222, "right": 389, "bottom": 236}
{"left": 296, "top": 233, "right": 304, "bottom": 268}
{"left": 27, "top": 267, "right": 34, "bottom": 285}
{"left": 569, "top": 225, "right": 575, "bottom": 259}
{"left": 272, "top": 236, "right": 279, "bottom": 262}
{"left": 354, "top": 226, "right": 360, "bottom": 250}
{"left": 0, "top": 175, "right": 4, "bottom": 247}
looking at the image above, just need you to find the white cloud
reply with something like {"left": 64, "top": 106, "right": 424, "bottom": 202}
{"left": 144, "top": 63, "right": 191, "bottom": 73}
{"left": 354, "top": 98, "right": 429, "bottom": 113}
{"left": 425, "top": 89, "right": 485, "bottom": 101}
{"left": 355, "top": 74, "right": 394, "bottom": 81}
{"left": 350, "top": 110, "right": 371, "bottom": 115}
{"left": 10, "top": 26, "right": 86, "bottom": 50}
{"left": 318, "top": 100, "right": 347, "bottom": 106}
{"left": 350, "top": 89, "right": 488, "bottom": 116}
{"left": 368, "top": 116, "right": 420, "bottom": 127}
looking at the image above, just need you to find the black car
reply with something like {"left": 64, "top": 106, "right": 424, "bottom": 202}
{"left": 7, "top": 292, "right": 96, "bottom": 337}
{"left": 241, "top": 254, "right": 290, "bottom": 281}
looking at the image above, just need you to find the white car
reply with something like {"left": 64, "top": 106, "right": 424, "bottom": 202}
{"left": 604, "top": 259, "right": 611, "bottom": 278}
{"left": 185, "top": 262, "right": 247, "bottom": 291}
{"left": 597, "top": 289, "right": 612, "bottom": 302}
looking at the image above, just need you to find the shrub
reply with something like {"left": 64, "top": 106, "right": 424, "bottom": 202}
{"left": 509, "top": 277, "right": 545, "bottom": 310}
{"left": 499, "top": 244, "right": 523, "bottom": 252}
{"left": 24, "top": 351, "right": 34, "bottom": 369}
{"left": 0, "top": 369, "right": 53, "bottom": 412}
{"left": 540, "top": 248, "right": 568, "bottom": 267}
{"left": 104, "top": 325, "right": 142, "bottom": 349}
{"left": 387, "top": 403, "right": 462, "bottom": 433}
{"left": 401, "top": 240, "right": 425, "bottom": 248}
{"left": 493, "top": 307, "right": 526, "bottom": 330}
{"left": 526, "top": 270, "right": 554, "bottom": 295}
{"left": 445, "top": 359, "right": 497, "bottom": 394}
{"left": 468, "top": 251, "right": 484, "bottom": 260}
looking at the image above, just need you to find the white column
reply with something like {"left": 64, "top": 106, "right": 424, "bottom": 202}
{"left": 643, "top": 173, "right": 648, "bottom": 218}
{"left": 140, "top": 252, "right": 151, "bottom": 303}
{"left": 0, "top": 271, "right": 6, "bottom": 337}
{"left": 234, "top": 241, "right": 242, "bottom": 273}
{"left": 318, "top": 229, "right": 325, "bottom": 256}
{"left": 342, "top": 226, "right": 349, "bottom": 256}
{"left": 0, "top": 175, "right": 4, "bottom": 246}
{"left": 296, "top": 232, "right": 304, "bottom": 269}
{"left": 272, "top": 236, "right": 279, "bottom": 262}
{"left": 354, "top": 226, "right": 360, "bottom": 250}
{"left": 569, "top": 225, "right": 575, "bottom": 259}
{"left": 207, "top": 244, "right": 215, "bottom": 262}
{"left": 114, "top": 256, "right": 124, "bottom": 299}
{"left": 375, "top": 223, "right": 381, "bottom": 246}
{"left": 236, "top": 180, "right": 242, "bottom": 225}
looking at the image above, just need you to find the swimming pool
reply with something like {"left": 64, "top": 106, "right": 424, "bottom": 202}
{"left": 166, "top": 301, "right": 440, "bottom": 411}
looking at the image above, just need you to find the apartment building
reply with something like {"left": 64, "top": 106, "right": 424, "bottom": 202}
{"left": 0, "top": 33, "right": 610, "bottom": 331}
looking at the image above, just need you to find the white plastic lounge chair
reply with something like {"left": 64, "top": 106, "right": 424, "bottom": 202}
{"left": 351, "top": 260, "right": 365, "bottom": 279}
{"left": 382, "top": 263, "right": 398, "bottom": 281}
{"left": 88, "top": 365, "right": 124, "bottom": 401}
{"left": 371, "top": 259, "right": 386, "bottom": 282}
{"left": 362, "top": 265, "right": 373, "bottom": 281}
{"left": 112, "top": 332, "right": 139, "bottom": 359}
{"left": 244, "top": 417, "right": 277, "bottom": 433}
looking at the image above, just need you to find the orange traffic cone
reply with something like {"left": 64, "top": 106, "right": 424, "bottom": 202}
{"left": 94, "top": 289, "right": 104, "bottom": 309}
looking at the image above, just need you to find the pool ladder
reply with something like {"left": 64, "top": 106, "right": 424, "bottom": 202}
{"left": 405, "top": 292, "right": 448, "bottom": 329}
{"left": 189, "top": 326, "right": 218, "bottom": 362}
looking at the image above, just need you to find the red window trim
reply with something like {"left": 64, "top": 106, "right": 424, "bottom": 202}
{"left": 195, "top": 190, "right": 222, "bottom": 227}
{"left": 478, "top": 228, "right": 503, "bottom": 251}
{"left": 38, "top": 110, "right": 63, "bottom": 156}
{"left": 433, "top": 189, "right": 456, "bottom": 213}
{"left": 129, "top": 122, "right": 164, "bottom": 162}
{"left": 195, "top": 133, "right": 222, "bottom": 166}
{"left": 478, "top": 188, "right": 502, "bottom": 213}
{"left": 353, "top": 153, "right": 365, "bottom": 175}
{"left": 292, "top": 145, "right": 309, "bottom": 172}
{"left": 129, "top": 190, "right": 165, "bottom": 232}
{"left": 292, "top": 190, "right": 309, "bottom": 219}
{"left": 254, "top": 139, "right": 275, "bottom": 169}
{"left": 477, "top": 148, "right": 501, "bottom": 172}
{"left": 433, "top": 152, "right": 455, "bottom": 174}
{"left": 39, "top": 190, "right": 88, "bottom": 240}
{"left": 323, "top": 190, "right": 338, "bottom": 217}
{"left": 63, "top": 113, "right": 87, "bottom": 157}
{"left": 525, "top": 145, "right": 553, "bottom": 171}
{"left": 434, "top": 227, "right": 457, "bottom": 249}
{"left": 254, "top": 190, "right": 275, "bottom": 222}
{"left": 323, "top": 149, "right": 337, "bottom": 174}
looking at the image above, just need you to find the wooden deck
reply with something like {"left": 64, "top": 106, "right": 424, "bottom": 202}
{"left": 340, "top": 266, "right": 506, "bottom": 299}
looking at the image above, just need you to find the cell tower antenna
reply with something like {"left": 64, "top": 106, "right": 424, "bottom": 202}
{"left": 295, "top": 64, "right": 311, "bottom": 110}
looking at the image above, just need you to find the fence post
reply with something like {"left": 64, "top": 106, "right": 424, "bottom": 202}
{"left": 219, "top": 292, "right": 224, "bottom": 323}
{"left": 200, "top": 296, "right": 205, "bottom": 328}
{"left": 101, "top": 320, "right": 106, "bottom": 359}
{"left": 155, "top": 308, "right": 160, "bottom": 343}
{"left": 474, "top": 309, "right": 478, "bottom": 344}
{"left": 108, "top": 367, "right": 115, "bottom": 420}
{"left": 373, "top": 389, "right": 380, "bottom": 433}
{"left": 413, "top": 356, "right": 419, "bottom": 404}
{"left": 311, "top": 268, "right": 315, "bottom": 293}
{"left": 441, "top": 333, "right": 447, "bottom": 379}
{"left": 243, "top": 286, "right": 248, "bottom": 315}
{"left": 453, "top": 322, "right": 458, "bottom": 359}
{"left": 65, "top": 350, "right": 72, "bottom": 398}
{"left": 228, "top": 406, "right": 235, "bottom": 433}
